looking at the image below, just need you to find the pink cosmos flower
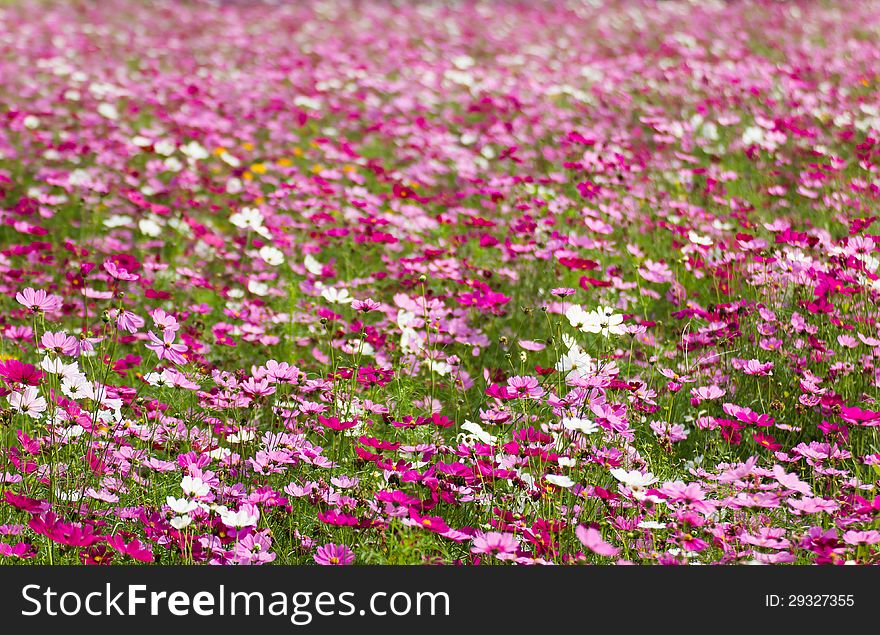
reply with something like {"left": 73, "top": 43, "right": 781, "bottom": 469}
{"left": 15, "top": 287, "right": 62, "bottom": 313}
{"left": 506, "top": 375, "right": 545, "bottom": 399}
{"left": 146, "top": 330, "right": 188, "bottom": 365}
{"left": 149, "top": 309, "right": 180, "bottom": 332}
{"left": 40, "top": 331, "right": 79, "bottom": 355}
{"left": 471, "top": 531, "right": 520, "bottom": 561}
{"left": 650, "top": 420, "right": 689, "bottom": 443}
{"left": 232, "top": 531, "right": 276, "bottom": 565}
{"left": 112, "top": 309, "right": 145, "bottom": 334}
{"left": 690, "top": 384, "right": 725, "bottom": 405}
{"left": 240, "top": 377, "right": 276, "bottom": 398}
{"left": 352, "top": 298, "right": 381, "bottom": 312}
{"left": 408, "top": 511, "right": 451, "bottom": 534}
{"left": 638, "top": 259, "right": 674, "bottom": 284}
{"left": 772, "top": 465, "right": 812, "bottom": 495}
{"left": 788, "top": 497, "right": 839, "bottom": 515}
{"left": 576, "top": 525, "right": 620, "bottom": 557}
{"left": 314, "top": 543, "right": 355, "bottom": 565}
{"left": 842, "top": 530, "right": 880, "bottom": 546}
{"left": 518, "top": 339, "right": 546, "bottom": 352}
{"left": 740, "top": 359, "right": 774, "bottom": 376}
{"left": 103, "top": 260, "right": 140, "bottom": 281}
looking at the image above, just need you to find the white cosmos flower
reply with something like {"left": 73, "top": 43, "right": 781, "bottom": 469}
{"left": 166, "top": 497, "right": 200, "bottom": 515}
{"left": 219, "top": 506, "right": 259, "bottom": 528}
{"left": 582, "top": 306, "right": 625, "bottom": 337}
{"left": 555, "top": 344, "right": 594, "bottom": 379}
{"left": 321, "top": 287, "right": 353, "bottom": 304}
{"left": 170, "top": 515, "right": 192, "bottom": 530}
{"left": 7, "top": 387, "right": 47, "bottom": 419}
{"left": 61, "top": 376, "right": 95, "bottom": 401}
{"left": 228, "top": 430, "right": 255, "bottom": 444}
{"left": 153, "top": 139, "right": 176, "bottom": 156}
{"left": 638, "top": 520, "right": 667, "bottom": 530}
{"left": 58, "top": 424, "right": 85, "bottom": 441}
{"left": 427, "top": 359, "right": 452, "bottom": 376}
{"left": 397, "top": 309, "right": 416, "bottom": 328}
{"left": 104, "top": 214, "right": 133, "bottom": 228}
{"left": 144, "top": 370, "right": 174, "bottom": 387}
{"left": 340, "top": 340, "right": 374, "bottom": 356}
{"left": 218, "top": 151, "right": 240, "bottom": 167}
{"left": 226, "top": 177, "right": 243, "bottom": 194}
{"left": 460, "top": 420, "right": 496, "bottom": 445}
{"left": 55, "top": 489, "right": 83, "bottom": 502}
{"left": 258, "top": 245, "right": 285, "bottom": 266}
{"left": 247, "top": 280, "right": 269, "bottom": 296}
{"left": 139, "top": 217, "right": 162, "bottom": 237}
{"left": 400, "top": 327, "right": 424, "bottom": 353}
{"left": 565, "top": 305, "right": 592, "bottom": 331}
{"left": 545, "top": 474, "right": 576, "bottom": 488}
{"left": 97, "top": 102, "right": 119, "bottom": 120}
{"left": 180, "top": 141, "right": 208, "bottom": 161}
{"left": 163, "top": 157, "right": 183, "bottom": 172}
{"left": 180, "top": 476, "right": 210, "bottom": 498}
{"left": 610, "top": 468, "right": 658, "bottom": 491}
{"left": 59, "top": 364, "right": 85, "bottom": 384}
{"left": 230, "top": 207, "right": 264, "bottom": 231}
{"left": 688, "top": 230, "right": 713, "bottom": 246}
{"left": 40, "top": 356, "right": 66, "bottom": 374}
{"left": 304, "top": 254, "right": 323, "bottom": 275}
{"left": 562, "top": 417, "right": 598, "bottom": 435}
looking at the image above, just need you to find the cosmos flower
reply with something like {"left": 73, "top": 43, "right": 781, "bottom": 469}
{"left": 610, "top": 469, "right": 658, "bottom": 492}
{"left": 314, "top": 543, "right": 355, "bottom": 566}
{"left": 471, "top": 531, "right": 520, "bottom": 560}
{"left": 7, "top": 387, "right": 47, "bottom": 419}
{"left": 0, "top": 360, "right": 44, "bottom": 386}
{"left": 146, "top": 330, "right": 189, "bottom": 365}
{"left": 15, "top": 288, "right": 62, "bottom": 313}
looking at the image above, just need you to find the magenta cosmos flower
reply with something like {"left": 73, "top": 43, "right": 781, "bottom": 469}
{"left": 0, "top": 360, "right": 44, "bottom": 386}
{"left": 314, "top": 543, "right": 355, "bottom": 565}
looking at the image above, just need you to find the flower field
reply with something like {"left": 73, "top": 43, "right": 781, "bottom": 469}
{"left": 1, "top": 0, "right": 879, "bottom": 566}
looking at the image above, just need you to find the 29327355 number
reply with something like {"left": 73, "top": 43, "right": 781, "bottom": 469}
{"left": 765, "top": 594, "right": 855, "bottom": 607}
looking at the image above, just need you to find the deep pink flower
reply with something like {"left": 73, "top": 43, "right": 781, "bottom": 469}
{"left": 106, "top": 535, "right": 155, "bottom": 562}
{"left": 3, "top": 491, "right": 49, "bottom": 514}
{"left": 314, "top": 543, "right": 355, "bottom": 565}
{"left": 0, "top": 360, "right": 43, "bottom": 386}
{"left": 0, "top": 542, "right": 37, "bottom": 559}
{"left": 409, "top": 511, "right": 451, "bottom": 534}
